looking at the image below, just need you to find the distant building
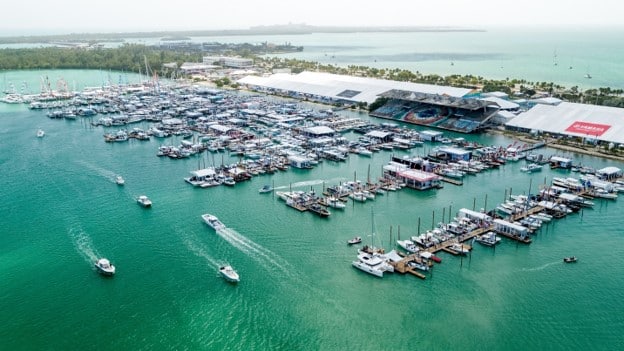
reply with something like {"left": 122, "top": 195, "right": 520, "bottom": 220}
{"left": 179, "top": 62, "right": 218, "bottom": 75}
{"left": 203, "top": 56, "right": 254, "bottom": 68}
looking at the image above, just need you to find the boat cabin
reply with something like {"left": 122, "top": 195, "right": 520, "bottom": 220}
{"left": 458, "top": 208, "right": 492, "bottom": 227}
{"left": 549, "top": 156, "right": 573, "bottom": 169}
{"left": 393, "top": 169, "right": 442, "bottom": 190}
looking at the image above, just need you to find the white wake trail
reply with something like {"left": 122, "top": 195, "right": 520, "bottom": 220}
{"left": 182, "top": 235, "right": 220, "bottom": 268}
{"left": 216, "top": 227, "right": 294, "bottom": 277}
{"left": 520, "top": 261, "right": 560, "bottom": 272}
{"left": 76, "top": 160, "right": 118, "bottom": 183}
{"left": 68, "top": 227, "right": 99, "bottom": 265}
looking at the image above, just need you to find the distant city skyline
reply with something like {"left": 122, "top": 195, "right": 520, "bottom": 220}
{"left": 2, "top": 0, "right": 623, "bottom": 35}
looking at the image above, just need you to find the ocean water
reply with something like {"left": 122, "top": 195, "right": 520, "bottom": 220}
{"left": 122, "top": 27, "right": 624, "bottom": 90}
{"left": 4, "top": 27, "right": 624, "bottom": 91}
{"left": 1, "top": 70, "right": 624, "bottom": 350}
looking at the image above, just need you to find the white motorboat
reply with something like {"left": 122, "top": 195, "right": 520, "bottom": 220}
{"left": 408, "top": 260, "right": 430, "bottom": 272}
{"left": 325, "top": 196, "right": 346, "bottom": 209}
{"left": 475, "top": 232, "right": 501, "bottom": 246}
{"left": 349, "top": 191, "right": 367, "bottom": 202}
{"left": 258, "top": 184, "right": 273, "bottom": 193}
{"left": 136, "top": 195, "right": 152, "bottom": 207}
{"left": 202, "top": 213, "right": 226, "bottom": 231}
{"left": 347, "top": 236, "right": 362, "bottom": 245}
{"left": 520, "top": 163, "right": 543, "bottom": 173}
{"left": 449, "top": 242, "right": 470, "bottom": 255}
{"left": 36, "top": 129, "right": 45, "bottom": 138}
{"left": 94, "top": 258, "right": 116, "bottom": 276}
{"left": 219, "top": 265, "right": 240, "bottom": 283}
{"left": 397, "top": 239, "right": 419, "bottom": 253}
{"left": 115, "top": 175, "right": 125, "bottom": 185}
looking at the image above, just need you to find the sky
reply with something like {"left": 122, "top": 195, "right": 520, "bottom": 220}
{"left": 1, "top": 0, "right": 622, "bottom": 35}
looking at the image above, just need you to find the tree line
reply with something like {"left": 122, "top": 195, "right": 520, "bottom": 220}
{"left": 0, "top": 44, "right": 200, "bottom": 76}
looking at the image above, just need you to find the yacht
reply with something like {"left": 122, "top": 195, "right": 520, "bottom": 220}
{"left": 136, "top": 195, "right": 152, "bottom": 207}
{"left": 115, "top": 175, "right": 125, "bottom": 185}
{"left": 219, "top": 265, "right": 240, "bottom": 283}
{"left": 352, "top": 251, "right": 389, "bottom": 278}
{"left": 202, "top": 213, "right": 226, "bottom": 231}
{"left": 475, "top": 232, "right": 501, "bottom": 246}
{"left": 520, "top": 163, "right": 543, "bottom": 173}
{"left": 36, "top": 129, "right": 45, "bottom": 138}
{"left": 94, "top": 258, "right": 116, "bottom": 276}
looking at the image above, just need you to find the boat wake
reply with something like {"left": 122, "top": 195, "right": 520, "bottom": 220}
{"left": 76, "top": 160, "right": 118, "bottom": 183}
{"left": 182, "top": 235, "right": 220, "bottom": 268}
{"left": 273, "top": 177, "right": 346, "bottom": 190}
{"left": 520, "top": 261, "right": 560, "bottom": 272}
{"left": 68, "top": 227, "right": 99, "bottom": 265}
{"left": 215, "top": 227, "right": 294, "bottom": 277}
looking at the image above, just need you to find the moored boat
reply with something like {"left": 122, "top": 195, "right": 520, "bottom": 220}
{"left": 36, "top": 128, "right": 45, "bottom": 138}
{"left": 475, "top": 231, "right": 501, "bottom": 246}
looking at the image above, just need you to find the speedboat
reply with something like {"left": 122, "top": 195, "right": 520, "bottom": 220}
{"left": 258, "top": 184, "right": 273, "bottom": 193}
{"left": 136, "top": 195, "right": 152, "bottom": 207}
{"left": 36, "top": 129, "right": 45, "bottom": 138}
{"left": 347, "top": 236, "right": 362, "bottom": 245}
{"left": 563, "top": 256, "right": 578, "bottom": 263}
{"left": 115, "top": 175, "right": 125, "bottom": 185}
{"left": 94, "top": 258, "right": 116, "bottom": 276}
{"left": 202, "top": 213, "right": 226, "bottom": 231}
{"left": 219, "top": 265, "right": 240, "bottom": 283}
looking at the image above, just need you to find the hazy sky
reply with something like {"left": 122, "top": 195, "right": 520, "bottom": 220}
{"left": 2, "top": 0, "right": 622, "bottom": 34}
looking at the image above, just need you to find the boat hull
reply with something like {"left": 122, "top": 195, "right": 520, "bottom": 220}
{"left": 351, "top": 261, "right": 383, "bottom": 277}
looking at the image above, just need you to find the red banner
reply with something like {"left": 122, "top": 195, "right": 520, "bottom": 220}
{"left": 564, "top": 121, "right": 611, "bottom": 136}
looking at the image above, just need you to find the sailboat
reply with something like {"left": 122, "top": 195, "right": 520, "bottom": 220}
{"left": 351, "top": 208, "right": 394, "bottom": 277}
{"left": 552, "top": 49, "right": 558, "bottom": 66}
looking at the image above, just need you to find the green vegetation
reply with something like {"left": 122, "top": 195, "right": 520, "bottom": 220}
{"left": 0, "top": 44, "right": 201, "bottom": 76}
{"left": 1, "top": 44, "right": 623, "bottom": 109}
{"left": 256, "top": 57, "right": 624, "bottom": 108}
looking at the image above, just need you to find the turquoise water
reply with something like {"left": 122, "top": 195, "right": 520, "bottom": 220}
{"left": 4, "top": 28, "right": 624, "bottom": 90}
{"left": 120, "top": 27, "right": 624, "bottom": 90}
{"left": 1, "top": 70, "right": 624, "bottom": 350}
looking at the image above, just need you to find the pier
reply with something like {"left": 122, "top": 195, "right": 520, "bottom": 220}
{"left": 391, "top": 205, "right": 549, "bottom": 279}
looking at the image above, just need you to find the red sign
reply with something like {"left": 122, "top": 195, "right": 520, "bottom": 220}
{"left": 564, "top": 121, "right": 611, "bottom": 136}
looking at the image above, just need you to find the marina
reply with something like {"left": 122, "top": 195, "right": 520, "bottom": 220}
{"left": 2, "top": 69, "right": 624, "bottom": 350}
